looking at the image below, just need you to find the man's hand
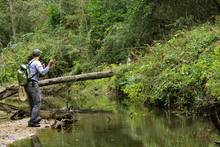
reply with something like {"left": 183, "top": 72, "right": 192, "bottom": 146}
{"left": 48, "top": 59, "right": 55, "bottom": 67}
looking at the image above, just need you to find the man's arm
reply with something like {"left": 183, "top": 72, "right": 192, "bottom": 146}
{"left": 35, "top": 59, "right": 54, "bottom": 76}
{"left": 35, "top": 61, "right": 49, "bottom": 76}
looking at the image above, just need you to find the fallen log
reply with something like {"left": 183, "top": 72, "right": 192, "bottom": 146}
{"left": 0, "top": 102, "right": 112, "bottom": 124}
{"left": 0, "top": 102, "right": 76, "bottom": 120}
{"left": 0, "top": 102, "right": 111, "bottom": 117}
{"left": 0, "top": 71, "right": 113, "bottom": 101}
{"left": 0, "top": 102, "right": 29, "bottom": 120}
{"left": 0, "top": 102, "right": 20, "bottom": 113}
{"left": 0, "top": 85, "right": 19, "bottom": 101}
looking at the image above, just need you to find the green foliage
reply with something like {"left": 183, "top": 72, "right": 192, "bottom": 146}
{"left": 0, "top": 0, "right": 218, "bottom": 75}
{"left": 48, "top": 3, "right": 62, "bottom": 28}
{"left": 115, "top": 23, "right": 220, "bottom": 111}
{"left": 0, "top": 0, "right": 219, "bottom": 112}
{"left": 70, "top": 79, "right": 116, "bottom": 111}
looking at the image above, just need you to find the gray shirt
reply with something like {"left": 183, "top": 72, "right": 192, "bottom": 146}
{"left": 29, "top": 59, "right": 49, "bottom": 82}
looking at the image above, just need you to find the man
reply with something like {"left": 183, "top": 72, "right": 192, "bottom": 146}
{"left": 25, "top": 49, "right": 54, "bottom": 127}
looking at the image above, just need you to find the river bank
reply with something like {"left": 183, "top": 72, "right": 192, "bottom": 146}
{"left": 0, "top": 118, "right": 52, "bottom": 146}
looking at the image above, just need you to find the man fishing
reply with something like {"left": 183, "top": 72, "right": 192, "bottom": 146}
{"left": 25, "top": 49, "right": 54, "bottom": 127}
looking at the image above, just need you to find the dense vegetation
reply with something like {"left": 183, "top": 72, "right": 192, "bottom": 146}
{"left": 0, "top": 0, "right": 219, "bottom": 113}
{"left": 116, "top": 23, "right": 220, "bottom": 113}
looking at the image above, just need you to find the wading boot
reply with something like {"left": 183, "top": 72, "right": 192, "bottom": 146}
{"left": 28, "top": 122, "right": 41, "bottom": 127}
{"left": 33, "top": 116, "right": 42, "bottom": 124}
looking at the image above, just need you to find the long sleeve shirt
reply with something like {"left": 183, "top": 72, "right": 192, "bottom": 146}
{"left": 29, "top": 59, "right": 49, "bottom": 82}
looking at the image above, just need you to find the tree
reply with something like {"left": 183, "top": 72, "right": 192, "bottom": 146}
{"left": 7, "top": 0, "right": 16, "bottom": 41}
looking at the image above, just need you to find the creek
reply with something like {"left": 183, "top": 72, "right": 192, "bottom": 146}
{"left": 8, "top": 109, "right": 220, "bottom": 147}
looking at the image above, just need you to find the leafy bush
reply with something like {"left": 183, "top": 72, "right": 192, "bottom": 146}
{"left": 115, "top": 23, "right": 220, "bottom": 111}
{"left": 70, "top": 78, "right": 116, "bottom": 111}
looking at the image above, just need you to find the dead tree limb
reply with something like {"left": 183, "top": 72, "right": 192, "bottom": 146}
{"left": 0, "top": 71, "right": 113, "bottom": 101}
{"left": 0, "top": 102, "right": 111, "bottom": 119}
{"left": 0, "top": 102, "right": 76, "bottom": 120}
{"left": 0, "top": 85, "right": 19, "bottom": 100}
{"left": 0, "top": 102, "right": 21, "bottom": 113}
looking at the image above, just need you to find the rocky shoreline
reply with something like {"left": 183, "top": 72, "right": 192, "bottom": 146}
{"left": 0, "top": 119, "right": 52, "bottom": 146}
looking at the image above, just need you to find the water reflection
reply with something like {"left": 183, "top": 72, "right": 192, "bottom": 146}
{"left": 9, "top": 110, "right": 219, "bottom": 147}
{"left": 31, "top": 136, "right": 42, "bottom": 147}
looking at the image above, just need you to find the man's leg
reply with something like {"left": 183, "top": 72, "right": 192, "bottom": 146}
{"left": 25, "top": 85, "right": 34, "bottom": 116}
{"left": 28, "top": 82, "right": 42, "bottom": 125}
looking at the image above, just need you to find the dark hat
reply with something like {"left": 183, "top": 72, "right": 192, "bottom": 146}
{"left": 32, "top": 48, "right": 42, "bottom": 56}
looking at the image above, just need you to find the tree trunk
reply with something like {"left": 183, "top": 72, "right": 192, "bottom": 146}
{"left": 0, "top": 71, "right": 113, "bottom": 101}
{"left": 8, "top": 0, "right": 16, "bottom": 41}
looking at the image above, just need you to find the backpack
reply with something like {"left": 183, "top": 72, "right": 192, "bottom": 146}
{"left": 17, "top": 60, "right": 35, "bottom": 86}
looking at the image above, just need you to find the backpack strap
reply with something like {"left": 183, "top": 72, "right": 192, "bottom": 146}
{"left": 28, "top": 60, "right": 34, "bottom": 66}
{"left": 29, "top": 71, "right": 38, "bottom": 81}
{"left": 28, "top": 60, "right": 38, "bottom": 81}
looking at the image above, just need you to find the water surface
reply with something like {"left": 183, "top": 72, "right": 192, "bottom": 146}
{"left": 9, "top": 110, "right": 219, "bottom": 147}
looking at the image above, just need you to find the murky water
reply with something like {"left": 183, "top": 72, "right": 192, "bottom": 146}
{"left": 9, "top": 110, "right": 220, "bottom": 147}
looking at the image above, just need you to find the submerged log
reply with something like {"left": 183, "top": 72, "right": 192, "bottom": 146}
{"left": 0, "top": 71, "right": 113, "bottom": 101}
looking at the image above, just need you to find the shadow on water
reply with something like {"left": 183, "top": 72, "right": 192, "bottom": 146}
{"left": 9, "top": 109, "right": 220, "bottom": 147}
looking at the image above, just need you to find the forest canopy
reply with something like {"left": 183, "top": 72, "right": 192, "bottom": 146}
{"left": 0, "top": 0, "right": 219, "bottom": 111}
